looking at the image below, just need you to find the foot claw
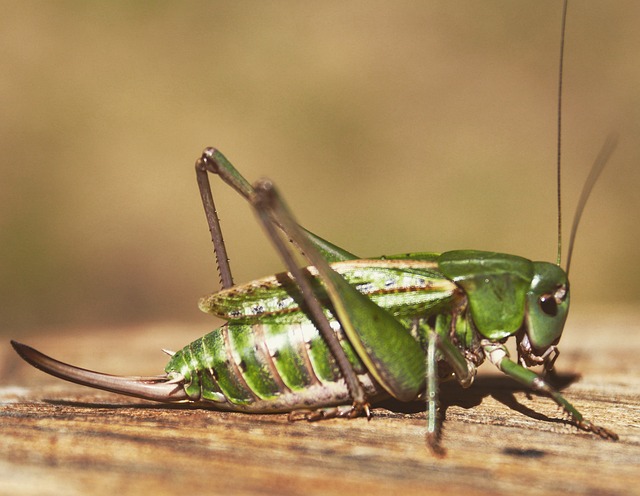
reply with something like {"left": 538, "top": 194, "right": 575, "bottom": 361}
{"left": 425, "top": 432, "right": 446, "bottom": 458}
{"left": 288, "top": 403, "right": 371, "bottom": 422}
{"left": 576, "top": 419, "right": 619, "bottom": 441}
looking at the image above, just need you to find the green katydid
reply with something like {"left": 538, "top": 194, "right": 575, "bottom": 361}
{"left": 10, "top": 0, "right": 619, "bottom": 454}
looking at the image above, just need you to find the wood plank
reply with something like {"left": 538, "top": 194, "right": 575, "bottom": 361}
{"left": 1, "top": 307, "right": 639, "bottom": 496}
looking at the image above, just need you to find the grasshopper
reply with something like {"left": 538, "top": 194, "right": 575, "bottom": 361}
{"left": 11, "top": 1, "right": 619, "bottom": 454}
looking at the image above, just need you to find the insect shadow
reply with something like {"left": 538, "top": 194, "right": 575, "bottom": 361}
{"left": 42, "top": 398, "right": 208, "bottom": 411}
{"left": 377, "top": 371, "right": 581, "bottom": 427}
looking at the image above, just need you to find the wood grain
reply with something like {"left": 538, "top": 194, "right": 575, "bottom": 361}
{"left": 1, "top": 307, "right": 639, "bottom": 496}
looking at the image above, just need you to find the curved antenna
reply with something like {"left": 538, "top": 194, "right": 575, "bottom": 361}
{"left": 556, "top": 0, "right": 569, "bottom": 266}
{"left": 565, "top": 135, "right": 618, "bottom": 275}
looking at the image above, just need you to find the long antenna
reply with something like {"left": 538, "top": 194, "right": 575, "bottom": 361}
{"left": 556, "top": 0, "right": 568, "bottom": 266}
{"left": 565, "top": 135, "right": 618, "bottom": 274}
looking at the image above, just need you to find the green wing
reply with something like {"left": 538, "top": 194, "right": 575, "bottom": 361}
{"left": 199, "top": 258, "right": 457, "bottom": 322}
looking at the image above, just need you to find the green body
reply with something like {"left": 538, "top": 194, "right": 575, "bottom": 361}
{"left": 165, "top": 250, "right": 567, "bottom": 412}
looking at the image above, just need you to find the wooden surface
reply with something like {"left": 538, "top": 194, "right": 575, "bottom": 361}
{"left": 1, "top": 307, "right": 639, "bottom": 496}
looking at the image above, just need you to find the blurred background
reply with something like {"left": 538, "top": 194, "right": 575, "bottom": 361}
{"left": 2, "top": 1, "right": 638, "bottom": 341}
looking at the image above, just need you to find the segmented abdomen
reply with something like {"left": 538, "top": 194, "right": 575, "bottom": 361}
{"left": 165, "top": 316, "right": 386, "bottom": 412}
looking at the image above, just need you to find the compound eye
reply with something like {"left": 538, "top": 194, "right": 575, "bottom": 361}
{"left": 539, "top": 294, "right": 558, "bottom": 316}
{"left": 554, "top": 284, "right": 568, "bottom": 303}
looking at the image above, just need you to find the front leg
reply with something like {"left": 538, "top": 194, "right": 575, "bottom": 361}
{"left": 425, "top": 317, "right": 478, "bottom": 456}
{"left": 482, "top": 340, "right": 618, "bottom": 440}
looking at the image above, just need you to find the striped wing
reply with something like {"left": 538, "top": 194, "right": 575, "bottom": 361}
{"left": 199, "top": 258, "right": 459, "bottom": 322}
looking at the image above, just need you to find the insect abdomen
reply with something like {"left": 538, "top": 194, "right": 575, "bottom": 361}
{"left": 165, "top": 317, "right": 383, "bottom": 412}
